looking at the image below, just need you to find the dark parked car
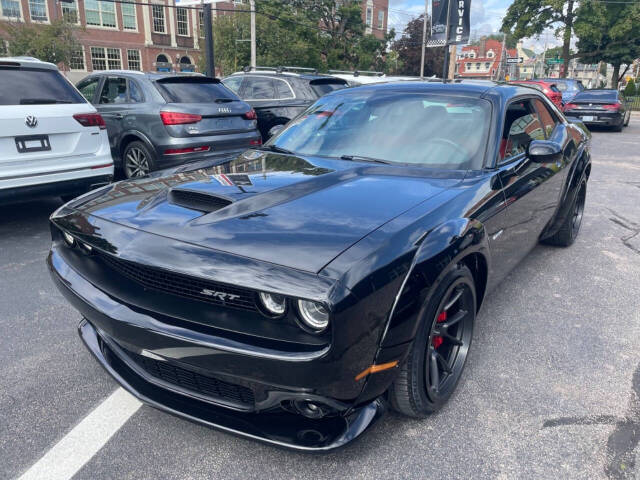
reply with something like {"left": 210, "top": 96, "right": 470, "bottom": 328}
{"left": 49, "top": 82, "right": 591, "bottom": 451}
{"left": 221, "top": 68, "right": 348, "bottom": 139}
{"left": 76, "top": 71, "right": 261, "bottom": 178}
{"left": 564, "top": 89, "right": 631, "bottom": 131}
{"left": 542, "top": 77, "right": 584, "bottom": 103}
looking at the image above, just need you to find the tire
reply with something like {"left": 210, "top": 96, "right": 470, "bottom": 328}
{"left": 388, "top": 264, "right": 476, "bottom": 417}
{"left": 122, "top": 141, "right": 156, "bottom": 179}
{"left": 543, "top": 180, "right": 586, "bottom": 247}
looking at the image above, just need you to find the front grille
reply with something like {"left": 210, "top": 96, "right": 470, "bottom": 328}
{"left": 130, "top": 351, "right": 255, "bottom": 407}
{"left": 169, "top": 189, "right": 232, "bottom": 213}
{"left": 98, "top": 252, "right": 258, "bottom": 311}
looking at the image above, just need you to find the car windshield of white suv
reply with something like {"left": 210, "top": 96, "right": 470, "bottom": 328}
{"left": 269, "top": 91, "right": 491, "bottom": 170}
{"left": 0, "top": 67, "right": 86, "bottom": 105}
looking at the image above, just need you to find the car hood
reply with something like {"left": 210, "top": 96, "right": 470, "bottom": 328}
{"left": 72, "top": 151, "right": 459, "bottom": 273}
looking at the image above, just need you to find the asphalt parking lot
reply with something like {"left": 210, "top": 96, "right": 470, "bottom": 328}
{"left": 2, "top": 118, "right": 640, "bottom": 480}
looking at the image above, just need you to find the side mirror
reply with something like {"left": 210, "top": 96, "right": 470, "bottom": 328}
{"left": 267, "top": 124, "right": 285, "bottom": 139}
{"left": 528, "top": 140, "right": 562, "bottom": 163}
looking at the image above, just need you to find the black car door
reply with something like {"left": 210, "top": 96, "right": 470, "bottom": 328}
{"left": 491, "top": 96, "right": 573, "bottom": 277}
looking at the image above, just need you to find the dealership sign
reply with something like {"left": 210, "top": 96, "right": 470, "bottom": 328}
{"left": 427, "top": 0, "right": 471, "bottom": 47}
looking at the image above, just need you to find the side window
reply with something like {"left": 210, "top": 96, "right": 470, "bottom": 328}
{"left": 274, "top": 79, "right": 294, "bottom": 99}
{"left": 245, "top": 77, "right": 275, "bottom": 100}
{"left": 77, "top": 77, "right": 100, "bottom": 103}
{"left": 533, "top": 98, "right": 558, "bottom": 138}
{"left": 222, "top": 76, "right": 243, "bottom": 94}
{"left": 500, "top": 99, "right": 545, "bottom": 161}
{"left": 129, "top": 80, "right": 143, "bottom": 103}
{"left": 99, "top": 77, "right": 128, "bottom": 104}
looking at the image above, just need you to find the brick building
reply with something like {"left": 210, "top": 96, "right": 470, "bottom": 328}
{"left": 0, "top": 0, "right": 388, "bottom": 81}
{"left": 455, "top": 38, "right": 516, "bottom": 80}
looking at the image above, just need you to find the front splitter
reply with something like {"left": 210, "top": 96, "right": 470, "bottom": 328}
{"left": 78, "top": 319, "right": 386, "bottom": 452}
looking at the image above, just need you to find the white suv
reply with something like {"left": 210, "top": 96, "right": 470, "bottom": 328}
{"left": 0, "top": 57, "right": 113, "bottom": 202}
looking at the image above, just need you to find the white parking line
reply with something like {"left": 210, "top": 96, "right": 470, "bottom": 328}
{"left": 18, "top": 388, "right": 141, "bottom": 480}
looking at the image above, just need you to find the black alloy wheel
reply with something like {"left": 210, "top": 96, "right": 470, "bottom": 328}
{"left": 543, "top": 180, "right": 586, "bottom": 247}
{"left": 389, "top": 264, "right": 476, "bottom": 417}
{"left": 425, "top": 281, "right": 475, "bottom": 402}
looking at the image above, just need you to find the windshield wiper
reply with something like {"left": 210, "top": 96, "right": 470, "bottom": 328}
{"left": 19, "top": 98, "right": 72, "bottom": 104}
{"left": 340, "top": 154, "right": 392, "bottom": 165}
{"left": 258, "top": 145, "right": 295, "bottom": 155}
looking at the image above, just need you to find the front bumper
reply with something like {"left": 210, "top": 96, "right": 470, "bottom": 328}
{"left": 78, "top": 318, "right": 385, "bottom": 451}
{"left": 47, "top": 238, "right": 394, "bottom": 450}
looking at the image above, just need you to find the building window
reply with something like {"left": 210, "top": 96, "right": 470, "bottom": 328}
{"left": 91, "top": 46, "right": 121, "bottom": 70}
{"left": 69, "top": 47, "right": 85, "bottom": 70}
{"left": 121, "top": 1, "right": 137, "bottom": 30}
{"left": 61, "top": 0, "right": 78, "bottom": 22}
{"left": 127, "top": 49, "right": 141, "bottom": 70}
{"left": 365, "top": 6, "right": 372, "bottom": 27}
{"left": 90, "top": 46, "right": 106, "bottom": 70}
{"left": 85, "top": 0, "right": 116, "bottom": 28}
{"left": 198, "top": 11, "right": 204, "bottom": 38}
{"left": 475, "top": 62, "right": 480, "bottom": 70}
{"left": 152, "top": 4, "right": 165, "bottom": 33}
{"left": 156, "top": 53, "right": 170, "bottom": 71}
{"left": 485, "top": 62, "right": 490, "bottom": 69}
{"left": 377, "top": 10, "right": 384, "bottom": 29}
{"left": 1, "top": 0, "right": 21, "bottom": 19}
{"left": 107, "top": 48, "right": 122, "bottom": 69}
{"left": 487, "top": 50, "right": 494, "bottom": 58}
{"left": 179, "top": 56, "right": 193, "bottom": 72}
{"left": 28, "top": 0, "right": 47, "bottom": 21}
{"left": 0, "top": 39, "right": 7, "bottom": 56}
{"left": 176, "top": 7, "right": 188, "bottom": 36}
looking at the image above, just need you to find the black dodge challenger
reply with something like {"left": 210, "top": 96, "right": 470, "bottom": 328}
{"left": 48, "top": 82, "right": 591, "bottom": 451}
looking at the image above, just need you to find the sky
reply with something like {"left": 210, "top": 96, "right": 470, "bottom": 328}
{"left": 388, "top": 0, "right": 564, "bottom": 53}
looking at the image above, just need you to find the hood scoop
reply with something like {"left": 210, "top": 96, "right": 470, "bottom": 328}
{"left": 168, "top": 188, "right": 233, "bottom": 213}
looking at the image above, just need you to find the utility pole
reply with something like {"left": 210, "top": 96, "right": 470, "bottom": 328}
{"left": 203, "top": 3, "right": 215, "bottom": 77}
{"left": 249, "top": 0, "right": 256, "bottom": 68}
{"left": 420, "top": 0, "right": 428, "bottom": 79}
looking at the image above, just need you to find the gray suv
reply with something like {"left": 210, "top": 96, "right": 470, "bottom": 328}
{"left": 76, "top": 72, "right": 261, "bottom": 178}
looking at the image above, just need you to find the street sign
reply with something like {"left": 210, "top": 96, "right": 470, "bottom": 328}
{"left": 506, "top": 57, "right": 523, "bottom": 64}
{"left": 546, "top": 58, "right": 563, "bottom": 64}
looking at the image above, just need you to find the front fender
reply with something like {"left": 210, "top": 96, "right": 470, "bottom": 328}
{"left": 352, "top": 218, "right": 490, "bottom": 406}
{"left": 379, "top": 217, "right": 489, "bottom": 349}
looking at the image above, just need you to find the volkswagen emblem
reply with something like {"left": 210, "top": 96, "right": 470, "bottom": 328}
{"left": 25, "top": 116, "right": 38, "bottom": 128}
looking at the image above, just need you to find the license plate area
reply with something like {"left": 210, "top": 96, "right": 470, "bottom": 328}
{"left": 581, "top": 116, "right": 596, "bottom": 122}
{"left": 15, "top": 135, "right": 51, "bottom": 153}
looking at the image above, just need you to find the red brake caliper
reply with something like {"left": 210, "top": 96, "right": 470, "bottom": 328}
{"left": 432, "top": 311, "right": 447, "bottom": 349}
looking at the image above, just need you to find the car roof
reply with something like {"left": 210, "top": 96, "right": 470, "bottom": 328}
{"left": 0, "top": 56, "right": 58, "bottom": 70}
{"left": 323, "top": 80, "right": 537, "bottom": 99}
{"left": 86, "top": 70, "right": 208, "bottom": 81}
{"left": 227, "top": 71, "right": 344, "bottom": 81}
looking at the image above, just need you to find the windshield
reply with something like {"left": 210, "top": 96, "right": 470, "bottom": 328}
{"left": 269, "top": 91, "right": 491, "bottom": 170}
{"left": 0, "top": 67, "right": 86, "bottom": 105}
{"left": 310, "top": 79, "right": 348, "bottom": 97}
{"left": 573, "top": 90, "right": 618, "bottom": 102}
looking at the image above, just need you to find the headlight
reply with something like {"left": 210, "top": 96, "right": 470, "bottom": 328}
{"left": 297, "top": 300, "right": 329, "bottom": 332}
{"left": 62, "top": 231, "right": 75, "bottom": 247}
{"left": 259, "top": 292, "right": 286, "bottom": 316}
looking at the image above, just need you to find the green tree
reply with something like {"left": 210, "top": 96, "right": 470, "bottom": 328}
{"left": 574, "top": 0, "right": 640, "bottom": 88}
{"left": 204, "top": 0, "right": 390, "bottom": 76}
{"left": 472, "top": 33, "right": 517, "bottom": 50}
{"left": 390, "top": 14, "right": 445, "bottom": 77}
{"left": 624, "top": 78, "right": 636, "bottom": 96}
{"left": 501, "top": 0, "right": 578, "bottom": 78}
{"left": 1, "top": 20, "right": 80, "bottom": 67}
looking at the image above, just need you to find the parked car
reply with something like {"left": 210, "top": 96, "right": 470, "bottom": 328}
{"left": 542, "top": 78, "right": 584, "bottom": 103}
{"left": 49, "top": 81, "right": 591, "bottom": 451}
{"left": 0, "top": 57, "right": 113, "bottom": 203}
{"left": 221, "top": 67, "right": 348, "bottom": 139}
{"left": 511, "top": 80, "right": 564, "bottom": 109}
{"left": 76, "top": 71, "right": 261, "bottom": 178}
{"left": 563, "top": 89, "right": 631, "bottom": 131}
